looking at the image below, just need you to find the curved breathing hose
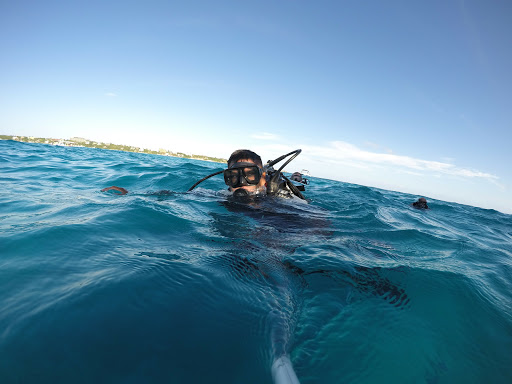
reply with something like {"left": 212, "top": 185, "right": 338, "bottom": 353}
{"left": 188, "top": 170, "right": 224, "bottom": 191}
{"left": 266, "top": 149, "right": 302, "bottom": 172}
{"left": 265, "top": 149, "right": 306, "bottom": 200}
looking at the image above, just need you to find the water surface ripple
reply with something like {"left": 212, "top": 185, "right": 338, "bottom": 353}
{"left": 1, "top": 141, "right": 511, "bottom": 383}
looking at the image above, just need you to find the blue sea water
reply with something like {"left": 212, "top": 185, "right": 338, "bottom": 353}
{"left": 1, "top": 139, "right": 511, "bottom": 384}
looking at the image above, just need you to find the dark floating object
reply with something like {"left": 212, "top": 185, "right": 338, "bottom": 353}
{"left": 412, "top": 197, "right": 429, "bottom": 209}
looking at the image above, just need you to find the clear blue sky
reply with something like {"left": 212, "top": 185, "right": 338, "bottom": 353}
{"left": 1, "top": 0, "right": 511, "bottom": 213}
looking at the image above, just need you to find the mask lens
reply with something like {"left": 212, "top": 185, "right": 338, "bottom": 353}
{"left": 243, "top": 167, "right": 260, "bottom": 184}
{"left": 224, "top": 163, "right": 262, "bottom": 188}
{"left": 224, "top": 168, "right": 241, "bottom": 187}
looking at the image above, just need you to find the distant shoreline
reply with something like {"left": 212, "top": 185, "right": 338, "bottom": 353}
{"left": 0, "top": 135, "right": 227, "bottom": 164}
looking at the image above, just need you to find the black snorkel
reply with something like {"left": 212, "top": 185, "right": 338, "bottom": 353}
{"left": 188, "top": 149, "right": 306, "bottom": 200}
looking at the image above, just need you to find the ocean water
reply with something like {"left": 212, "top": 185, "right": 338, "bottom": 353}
{"left": 1, "top": 139, "right": 511, "bottom": 384}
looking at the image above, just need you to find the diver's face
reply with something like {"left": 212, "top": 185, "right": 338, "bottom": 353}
{"left": 227, "top": 159, "right": 266, "bottom": 195}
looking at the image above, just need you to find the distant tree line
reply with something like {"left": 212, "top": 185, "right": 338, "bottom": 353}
{"left": 0, "top": 135, "right": 226, "bottom": 163}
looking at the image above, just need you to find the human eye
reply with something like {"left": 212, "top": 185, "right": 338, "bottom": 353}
{"left": 224, "top": 169, "right": 240, "bottom": 184}
{"left": 244, "top": 167, "right": 259, "bottom": 181}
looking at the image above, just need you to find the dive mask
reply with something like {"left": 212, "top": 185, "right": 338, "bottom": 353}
{"left": 223, "top": 162, "right": 263, "bottom": 189}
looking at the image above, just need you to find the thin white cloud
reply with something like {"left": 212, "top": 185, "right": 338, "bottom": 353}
{"left": 363, "top": 141, "right": 393, "bottom": 154}
{"left": 298, "top": 140, "right": 497, "bottom": 180}
{"left": 105, "top": 92, "right": 117, "bottom": 97}
{"left": 251, "top": 132, "right": 279, "bottom": 141}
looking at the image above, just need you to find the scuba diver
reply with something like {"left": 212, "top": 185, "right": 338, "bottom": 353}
{"left": 290, "top": 172, "right": 309, "bottom": 185}
{"left": 412, "top": 197, "right": 429, "bottom": 209}
{"left": 188, "top": 149, "right": 307, "bottom": 201}
{"left": 191, "top": 149, "right": 305, "bottom": 384}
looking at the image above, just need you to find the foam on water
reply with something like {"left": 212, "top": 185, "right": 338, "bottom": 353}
{"left": 1, "top": 140, "right": 511, "bottom": 383}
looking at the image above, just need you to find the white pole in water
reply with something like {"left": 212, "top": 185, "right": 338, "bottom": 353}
{"left": 272, "top": 355, "right": 301, "bottom": 384}
{"left": 264, "top": 255, "right": 302, "bottom": 384}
